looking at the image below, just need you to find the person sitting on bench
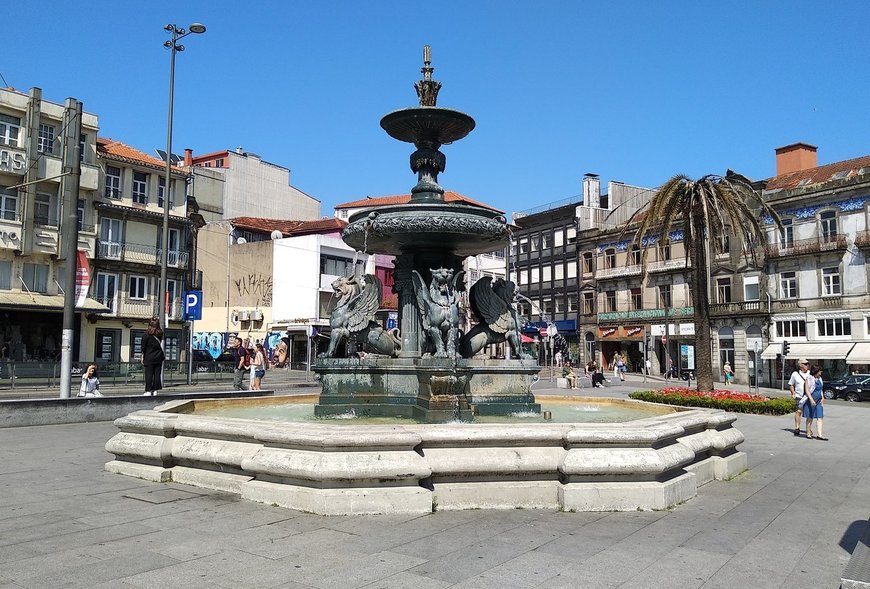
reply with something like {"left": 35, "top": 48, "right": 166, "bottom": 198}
{"left": 563, "top": 362, "right": 578, "bottom": 389}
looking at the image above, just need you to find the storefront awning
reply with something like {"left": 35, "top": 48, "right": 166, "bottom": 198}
{"left": 0, "top": 292, "right": 110, "bottom": 313}
{"left": 760, "top": 342, "right": 854, "bottom": 360}
{"left": 846, "top": 342, "right": 870, "bottom": 364}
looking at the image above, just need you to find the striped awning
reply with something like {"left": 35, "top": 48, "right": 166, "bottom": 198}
{"left": 0, "top": 292, "right": 110, "bottom": 313}
{"left": 846, "top": 342, "right": 870, "bottom": 364}
{"left": 760, "top": 342, "right": 854, "bottom": 360}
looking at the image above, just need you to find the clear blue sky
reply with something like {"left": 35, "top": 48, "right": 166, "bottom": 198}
{"left": 6, "top": 1, "right": 868, "bottom": 217}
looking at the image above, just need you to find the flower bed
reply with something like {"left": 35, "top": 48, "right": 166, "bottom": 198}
{"left": 630, "top": 387, "right": 793, "bottom": 415}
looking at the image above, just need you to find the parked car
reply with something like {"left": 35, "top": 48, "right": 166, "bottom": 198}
{"left": 192, "top": 349, "right": 237, "bottom": 372}
{"left": 823, "top": 374, "right": 870, "bottom": 402}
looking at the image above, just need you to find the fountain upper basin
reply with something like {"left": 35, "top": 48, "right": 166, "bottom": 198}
{"left": 380, "top": 106, "right": 475, "bottom": 145}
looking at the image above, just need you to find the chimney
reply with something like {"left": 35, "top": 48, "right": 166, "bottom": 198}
{"left": 583, "top": 173, "right": 600, "bottom": 208}
{"left": 183, "top": 148, "right": 193, "bottom": 167}
{"left": 775, "top": 143, "right": 817, "bottom": 176}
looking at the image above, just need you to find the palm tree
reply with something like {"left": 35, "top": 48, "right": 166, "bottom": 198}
{"left": 625, "top": 172, "right": 780, "bottom": 392}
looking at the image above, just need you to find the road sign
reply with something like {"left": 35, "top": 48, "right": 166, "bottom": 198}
{"left": 546, "top": 324, "right": 557, "bottom": 337}
{"left": 184, "top": 290, "right": 202, "bottom": 321}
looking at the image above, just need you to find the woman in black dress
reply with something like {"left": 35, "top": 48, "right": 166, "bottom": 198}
{"left": 141, "top": 319, "right": 165, "bottom": 396}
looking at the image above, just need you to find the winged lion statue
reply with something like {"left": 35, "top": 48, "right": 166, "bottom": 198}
{"left": 458, "top": 276, "right": 531, "bottom": 360}
{"left": 319, "top": 274, "right": 400, "bottom": 358}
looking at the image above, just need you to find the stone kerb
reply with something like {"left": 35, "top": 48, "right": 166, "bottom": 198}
{"left": 104, "top": 405, "right": 747, "bottom": 515}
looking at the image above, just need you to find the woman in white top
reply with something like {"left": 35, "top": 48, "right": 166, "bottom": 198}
{"left": 78, "top": 364, "right": 103, "bottom": 397}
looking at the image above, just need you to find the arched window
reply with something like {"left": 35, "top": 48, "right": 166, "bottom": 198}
{"left": 585, "top": 331, "right": 596, "bottom": 364}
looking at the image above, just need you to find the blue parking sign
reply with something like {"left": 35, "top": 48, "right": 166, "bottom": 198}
{"left": 184, "top": 290, "right": 202, "bottom": 321}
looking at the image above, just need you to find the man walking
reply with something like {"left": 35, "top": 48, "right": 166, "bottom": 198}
{"left": 232, "top": 336, "right": 249, "bottom": 391}
{"left": 788, "top": 358, "right": 809, "bottom": 436}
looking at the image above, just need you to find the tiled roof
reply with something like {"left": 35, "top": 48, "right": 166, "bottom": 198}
{"left": 766, "top": 154, "right": 870, "bottom": 191}
{"left": 335, "top": 191, "right": 503, "bottom": 214}
{"left": 97, "top": 137, "right": 183, "bottom": 172}
{"left": 230, "top": 217, "right": 347, "bottom": 237}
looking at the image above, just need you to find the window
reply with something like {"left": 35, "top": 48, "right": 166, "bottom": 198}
{"left": 0, "top": 186, "right": 18, "bottom": 221}
{"left": 164, "top": 333, "right": 180, "bottom": 361}
{"left": 744, "top": 276, "right": 760, "bottom": 301}
{"left": 630, "top": 287, "right": 642, "bottom": 310}
{"left": 567, "top": 296, "right": 578, "bottom": 313}
{"left": 519, "top": 270, "right": 527, "bottom": 285}
{"left": 631, "top": 247, "right": 641, "bottom": 265}
{"left": 554, "top": 263, "right": 564, "bottom": 280}
{"left": 96, "top": 273, "right": 118, "bottom": 313}
{"left": 99, "top": 218, "right": 122, "bottom": 259}
{"left": 214, "top": 158, "right": 224, "bottom": 167}
{"left": 35, "top": 193, "right": 56, "bottom": 226}
{"left": 718, "top": 230, "right": 730, "bottom": 255}
{"left": 822, "top": 267, "right": 841, "bottom": 296}
{"left": 542, "top": 265, "right": 551, "bottom": 282}
{"left": 780, "top": 271, "right": 798, "bottom": 299}
{"left": 817, "top": 317, "right": 851, "bottom": 337}
{"left": 105, "top": 166, "right": 121, "bottom": 199}
{"left": 132, "top": 171, "right": 148, "bottom": 204}
{"left": 130, "top": 330, "right": 146, "bottom": 360}
{"left": 79, "top": 134, "right": 87, "bottom": 163}
{"left": 167, "top": 228, "right": 182, "bottom": 266}
{"left": 129, "top": 275, "right": 148, "bottom": 299}
{"left": 776, "top": 320, "right": 806, "bottom": 338}
{"left": 554, "top": 230, "right": 563, "bottom": 248}
{"left": 38, "top": 124, "right": 55, "bottom": 154}
{"left": 716, "top": 278, "right": 732, "bottom": 303}
{"left": 583, "top": 252, "right": 594, "bottom": 274}
{"left": 77, "top": 199, "right": 86, "bottom": 231}
{"left": 780, "top": 219, "right": 794, "bottom": 247}
{"left": 660, "top": 243, "right": 671, "bottom": 261}
{"left": 605, "top": 249, "right": 616, "bottom": 269}
{"left": 542, "top": 298, "right": 554, "bottom": 316}
{"left": 582, "top": 292, "right": 594, "bottom": 314}
{"left": 819, "top": 211, "right": 837, "bottom": 241}
{"left": 554, "top": 297, "right": 564, "bottom": 313}
{"left": 659, "top": 284, "right": 672, "bottom": 308}
{"left": 530, "top": 267, "right": 540, "bottom": 283}
{"left": 566, "top": 227, "right": 577, "bottom": 244}
{"left": 519, "top": 239, "right": 529, "bottom": 254}
{"left": 320, "top": 254, "right": 363, "bottom": 277}
{"left": 158, "top": 177, "right": 166, "bottom": 207}
{"left": 530, "top": 235, "right": 540, "bottom": 252}
{"left": 22, "top": 263, "right": 49, "bottom": 293}
{"left": 0, "top": 114, "right": 20, "bottom": 147}
{"left": 719, "top": 327, "right": 735, "bottom": 373}
{"left": 95, "top": 329, "right": 120, "bottom": 362}
{"left": 167, "top": 279, "right": 179, "bottom": 319}
{"left": 606, "top": 290, "right": 616, "bottom": 312}
{"left": 542, "top": 232, "right": 553, "bottom": 249}
{"left": 566, "top": 262, "right": 577, "bottom": 279}
{"left": 0, "top": 260, "right": 11, "bottom": 290}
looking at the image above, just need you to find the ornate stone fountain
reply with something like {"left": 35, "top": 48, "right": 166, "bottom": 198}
{"left": 313, "top": 46, "right": 540, "bottom": 422}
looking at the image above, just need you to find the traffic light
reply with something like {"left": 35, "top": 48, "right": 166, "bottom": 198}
{"left": 782, "top": 341, "right": 790, "bottom": 357}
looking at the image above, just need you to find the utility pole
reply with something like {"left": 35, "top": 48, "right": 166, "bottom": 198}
{"left": 59, "top": 99, "right": 83, "bottom": 399}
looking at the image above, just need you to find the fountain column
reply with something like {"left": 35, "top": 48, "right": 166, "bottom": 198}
{"left": 394, "top": 254, "right": 421, "bottom": 357}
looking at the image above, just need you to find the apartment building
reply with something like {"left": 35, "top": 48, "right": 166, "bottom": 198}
{"left": 756, "top": 144, "right": 870, "bottom": 382}
{"left": 86, "top": 138, "right": 190, "bottom": 362}
{"left": 0, "top": 86, "right": 103, "bottom": 362}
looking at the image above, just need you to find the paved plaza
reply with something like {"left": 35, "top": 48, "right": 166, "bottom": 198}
{"left": 1, "top": 388, "right": 868, "bottom": 588}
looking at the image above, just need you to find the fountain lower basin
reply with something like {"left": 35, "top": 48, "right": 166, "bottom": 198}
{"left": 105, "top": 395, "right": 747, "bottom": 515}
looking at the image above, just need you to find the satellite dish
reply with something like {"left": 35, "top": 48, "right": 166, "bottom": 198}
{"left": 270, "top": 230, "right": 282, "bottom": 240}
{"left": 236, "top": 237, "right": 247, "bottom": 244}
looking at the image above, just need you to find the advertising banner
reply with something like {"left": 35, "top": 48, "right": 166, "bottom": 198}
{"left": 75, "top": 250, "right": 90, "bottom": 308}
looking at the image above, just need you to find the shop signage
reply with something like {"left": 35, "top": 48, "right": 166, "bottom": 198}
{"left": 598, "top": 307, "right": 693, "bottom": 322}
{"left": 74, "top": 250, "right": 90, "bottom": 308}
{"left": 599, "top": 327, "right": 618, "bottom": 338}
{"left": 623, "top": 326, "right": 644, "bottom": 337}
{"left": 651, "top": 323, "right": 696, "bottom": 336}
{"left": 0, "top": 148, "right": 26, "bottom": 174}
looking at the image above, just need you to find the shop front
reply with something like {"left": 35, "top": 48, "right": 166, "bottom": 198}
{"left": 597, "top": 325, "right": 645, "bottom": 372}
{"left": 651, "top": 322, "right": 696, "bottom": 376}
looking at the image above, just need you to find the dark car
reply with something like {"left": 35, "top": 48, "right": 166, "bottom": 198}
{"left": 192, "top": 349, "right": 238, "bottom": 372}
{"left": 823, "top": 374, "right": 870, "bottom": 402}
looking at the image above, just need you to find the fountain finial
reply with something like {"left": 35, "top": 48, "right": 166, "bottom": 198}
{"left": 415, "top": 44, "right": 441, "bottom": 107}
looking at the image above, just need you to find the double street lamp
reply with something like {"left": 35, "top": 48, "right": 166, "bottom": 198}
{"left": 159, "top": 22, "right": 206, "bottom": 327}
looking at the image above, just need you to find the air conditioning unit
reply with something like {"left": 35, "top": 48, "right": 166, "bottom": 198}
{"left": 250, "top": 309, "right": 263, "bottom": 321}
{"left": 238, "top": 310, "right": 251, "bottom": 321}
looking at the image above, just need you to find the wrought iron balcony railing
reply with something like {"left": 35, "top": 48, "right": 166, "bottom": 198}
{"left": 96, "top": 240, "right": 189, "bottom": 268}
{"left": 709, "top": 301, "right": 763, "bottom": 316}
{"left": 765, "top": 234, "right": 848, "bottom": 258}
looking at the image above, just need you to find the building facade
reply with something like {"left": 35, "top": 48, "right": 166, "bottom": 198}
{"left": 0, "top": 87, "right": 104, "bottom": 363}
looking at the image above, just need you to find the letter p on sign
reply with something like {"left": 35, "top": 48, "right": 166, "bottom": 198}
{"left": 184, "top": 290, "right": 202, "bottom": 321}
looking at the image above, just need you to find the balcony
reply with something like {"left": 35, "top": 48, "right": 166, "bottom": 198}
{"left": 856, "top": 231, "right": 870, "bottom": 249}
{"left": 596, "top": 263, "right": 642, "bottom": 280}
{"left": 648, "top": 258, "right": 690, "bottom": 273}
{"left": 765, "top": 234, "right": 848, "bottom": 258}
{"left": 96, "top": 240, "right": 189, "bottom": 268}
{"left": 95, "top": 296, "right": 184, "bottom": 321}
{"left": 709, "top": 300, "right": 763, "bottom": 316}
{"left": 597, "top": 306, "right": 694, "bottom": 323}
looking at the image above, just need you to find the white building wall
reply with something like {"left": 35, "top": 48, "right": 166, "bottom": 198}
{"left": 223, "top": 151, "right": 320, "bottom": 221}
{"left": 272, "top": 235, "right": 322, "bottom": 322}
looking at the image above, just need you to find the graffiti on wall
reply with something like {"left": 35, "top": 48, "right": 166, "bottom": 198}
{"left": 235, "top": 273, "right": 272, "bottom": 306}
{"left": 192, "top": 332, "right": 229, "bottom": 359}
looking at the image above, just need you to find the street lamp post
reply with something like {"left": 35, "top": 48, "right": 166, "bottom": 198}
{"left": 159, "top": 22, "right": 206, "bottom": 327}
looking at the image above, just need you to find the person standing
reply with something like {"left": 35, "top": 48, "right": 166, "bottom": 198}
{"left": 803, "top": 365, "right": 828, "bottom": 440}
{"left": 232, "top": 336, "right": 249, "bottom": 391}
{"left": 251, "top": 343, "right": 267, "bottom": 390}
{"left": 723, "top": 362, "right": 733, "bottom": 387}
{"left": 788, "top": 358, "right": 809, "bottom": 436}
{"left": 78, "top": 364, "right": 103, "bottom": 397}
{"left": 141, "top": 319, "right": 165, "bottom": 396}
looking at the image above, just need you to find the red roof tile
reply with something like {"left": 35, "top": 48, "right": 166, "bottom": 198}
{"left": 335, "top": 191, "right": 503, "bottom": 214}
{"left": 230, "top": 217, "right": 347, "bottom": 237}
{"left": 766, "top": 154, "right": 870, "bottom": 191}
{"left": 97, "top": 137, "right": 183, "bottom": 172}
